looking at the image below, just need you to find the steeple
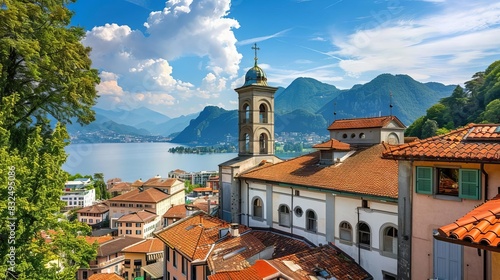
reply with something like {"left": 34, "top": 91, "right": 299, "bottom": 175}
{"left": 235, "top": 44, "right": 278, "bottom": 156}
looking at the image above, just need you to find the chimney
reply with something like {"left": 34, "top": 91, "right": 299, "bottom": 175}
{"left": 229, "top": 223, "right": 239, "bottom": 237}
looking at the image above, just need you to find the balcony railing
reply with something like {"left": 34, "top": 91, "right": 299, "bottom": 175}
{"left": 89, "top": 255, "right": 125, "bottom": 269}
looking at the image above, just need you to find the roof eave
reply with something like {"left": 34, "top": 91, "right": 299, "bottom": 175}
{"left": 434, "top": 234, "right": 500, "bottom": 253}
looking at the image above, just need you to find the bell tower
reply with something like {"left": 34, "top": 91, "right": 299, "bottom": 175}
{"left": 235, "top": 43, "right": 277, "bottom": 156}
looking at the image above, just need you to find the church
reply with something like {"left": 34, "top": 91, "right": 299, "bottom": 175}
{"left": 219, "top": 45, "right": 404, "bottom": 280}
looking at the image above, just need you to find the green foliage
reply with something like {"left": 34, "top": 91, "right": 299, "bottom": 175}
{"left": 406, "top": 60, "right": 500, "bottom": 138}
{"left": 184, "top": 180, "right": 200, "bottom": 195}
{"left": 0, "top": 0, "right": 99, "bottom": 278}
{"left": 93, "top": 173, "right": 110, "bottom": 200}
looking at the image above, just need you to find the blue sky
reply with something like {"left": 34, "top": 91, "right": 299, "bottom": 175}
{"left": 69, "top": 0, "right": 500, "bottom": 118}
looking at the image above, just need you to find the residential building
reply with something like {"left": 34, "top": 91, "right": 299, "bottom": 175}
{"left": 435, "top": 194, "right": 500, "bottom": 280}
{"left": 206, "top": 175, "right": 219, "bottom": 190}
{"left": 78, "top": 236, "right": 142, "bottom": 280}
{"left": 382, "top": 123, "right": 500, "bottom": 280}
{"left": 107, "top": 178, "right": 185, "bottom": 229}
{"left": 117, "top": 210, "right": 159, "bottom": 238}
{"left": 109, "top": 182, "right": 133, "bottom": 197}
{"left": 162, "top": 204, "right": 187, "bottom": 227}
{"left": 121, "top": 238, "right": 164, "bottom": 280}
{"left": 77, "top": 202, "right": 109, "bottom": 227}
{"left": 61, "top": 179, "right": 95, "bottom": 209}
{"left": 219, "top": 47, "right": 402, "bottom": 280}
{"left": 168, "top": 169, "right": 219, "bottom": 186}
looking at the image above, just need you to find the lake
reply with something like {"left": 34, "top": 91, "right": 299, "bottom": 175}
{"left": 63, "top": 142, "right": 305, "bottom": 182}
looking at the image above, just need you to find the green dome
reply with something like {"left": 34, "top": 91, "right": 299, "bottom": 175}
{"left": 243, "top": 65, "right": 268, "bottom": 87}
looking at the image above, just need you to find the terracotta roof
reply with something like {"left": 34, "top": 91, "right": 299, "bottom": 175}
{"left": 122, "top": 238, "right": 164, "bottom": 253}
{"left": 85, "top": 235, "right": 114, "bottom": 245}
{"left": 436, "top": 194, "right": 500, "bottom": 252}
{"left": 312, "top": 139, "right": 351, "bottom": 150}
{"left": 327, "top": 115, "right": 405, "bottom": 130}
{"left": 239, "top": 144, "right": 398, "bottom": 199}
{"left": 141, "top": 261, "right": 164, "bottom": 279}
{"left": 268, "top": 244, "right": 372, "bottom": 280}
{"left": 251, "top": 230, "right": 312, "bottom": 259}
{"left": 383, "top": 124, "right": 500, "bottom": 162}
{"left": 163, "top": 204, "right": 187, "bottom": 219}
{"left": 118, "top": 210, "right": 157, "bottom": 223}
{"left": 88, "top": 273, "right": 124, "bottom": 280}
{"left": 108, "top": 188, "right": 169, "bottom": 203}
{"left": 154, "top": 212, "right": 249, "bottom": 261}
{"left": 109, "top": 182, "right": 132, "bottom": 192}
{"left": 208, "top": 232, "right": 266, "bottom": 273}
{"left": 193, "top": 187, "right": 214, "bottom": 192}
{"left": 76, "top": 203, "right": 109, "bottom": 214}
{"left": 209, "top": 245, "right": 372, "bottom": 280}
{"left": 208, "top": 259, "right": 280, "bottom": 280}
{"left": 143, "top": 177, "right": 178, "bottom": 188}
{"left": 92, "top": 236, "right": 143, "bottom": 257}
{"left": 131, "top": 179, "right": 143, "bottom": 187}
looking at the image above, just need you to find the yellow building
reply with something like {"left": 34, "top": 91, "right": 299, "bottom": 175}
{"left": 121, "top": 238, "right": 164, "bottom": 280}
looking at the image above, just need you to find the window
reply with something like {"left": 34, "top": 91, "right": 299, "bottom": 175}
{"left": 294, "top": 206, "right": 303, "bottom": 217}
{"left": 342, "top": 133, "right": 347, "bottom": 139}
{"left": 173, "top": 251, "right": 177, "bottom": 268}
{"left": 181, "top": 256, "right": 187, "bottom": 275}
{"left": 136, "top": 223, "right": 141, "bottom": 227}
{"left": 244, "top": 133, "right": 250, "bottom": 153}
{"left": 259, "top": 104, "right": 267, "bottom": 123}
{"left": 126, "top": 230, "right": 132, "bottom": 234}
{"left": 359, "top": 133, "right": 365, "bottom": 139}
{"left": 124, "top": 259, "right": 130, "bottom": 268}
{"left": 351, "top": 133, "right": 356, "bottom": 138}
{"left": 82, "top": 271, "right": 88, "bottom": 279}
{"left": 339, "top": 221, "right": 352, "bottom": 242}
{"left": 278, "top": 205, "right": 291, "bottom": 227}
{"left": 416, "top": 166, "right": 480, "bottom": 200}
{"left": 382, "top": 226, "right": 398, "bottom": 256}
{"left": 253, "top": 197, "right": 263, "bottom": 218}
{"left": 306, "top": 210, "right": 317, "bottom": 232}
{"left": 96, "top": 219, "right": 100, "bottom": 223}
{"left": 126, "top": 223, "right": 132, "bottom": 227}
{"left": 166, "top": 247, "right": 170, "bottom": 262}
{"left": 89, "top": 219, "right": 93, "bottom": 223}
{"left": 383, "top": 271, "right": 397, "bottom": 280}
{"left": 259, "top": 133, "right": 267, "bottom": 154}
{"left": 136, "top": 230, "right": 141, "bottom": 235}
{"left": 358, "top": 222, "right": 371, "bottom": 249}
{"left": 243, "top": 104, "right": 250, "bottom": 123}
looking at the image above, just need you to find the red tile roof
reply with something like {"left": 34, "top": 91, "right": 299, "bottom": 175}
{"left": 163, "top": 204, "right": 187, "bottom": 219}
{"left": 118, "top": 210, "right": 157, "bottom": 223}
{"left": 239, "top": 144, "right": 398, "bottom": 199}
{"left": 109, "top": 182, "right": 132, "bottom": 192}
{"left": 76, "top": 203, "right": 109, "bottom": 214}
{"left": 154, "top": 212, "right": 250, "bottom": 261}
{"left": 122, "top": 238, "right": 164, "bottom": 253}
{"left": 108, "top": 188, "right": 169, "bottom": 203}
{"left": 143, "top": 177, "right": 178, "bottom": 188}
{"left": 312, "top": 139, "right": 351, "bottom": 150}
{"left": 84, "top": 235, "right": 114, "bottom": 245}
{"left": 89, "top": 273, "right": 124, "bottom": 280}
{"left": 383, "top": 124, "right": 500, "bottom": 162}
{"left": 251, "top": 230, "right": 312, "bottom": 259}
{"left": 328, "top": 115, "right": 405, "bottom": 130}
{"left": 208, "top": 260, "right": 280, "bottom": 280}
{"left": 91, "top": 236, "right": 144, "bottom": 257}
{"left": 436, "top": 194, "right": 500, "bottom": 252}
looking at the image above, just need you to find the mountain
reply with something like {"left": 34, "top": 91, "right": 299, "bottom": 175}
{"left": 138, "top": 113, "right": 200, "bottom": 137}
{"left": 93, "top": 107, "right": 171, "bottom": 126}
{"left": 275, "top": 77, "right": 341, "bottom": 114}
{"left": 317, "top": 74, "right": 454, "bottom": 126}
{"left": 171, "top": 106, "right": 238, "bottom": 144}
{"left": 275, "top": 109, "right": 328, "bottom": 135}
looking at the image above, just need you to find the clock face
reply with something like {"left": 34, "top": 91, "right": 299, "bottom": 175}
{"left": 387, "top": 133, "right": 399, "bottom": 144}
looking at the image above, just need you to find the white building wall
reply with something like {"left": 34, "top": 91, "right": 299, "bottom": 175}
{"left": 334, "top": 196, "right": 398, "bottom": 280}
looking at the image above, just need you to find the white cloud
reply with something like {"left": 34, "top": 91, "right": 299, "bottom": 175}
{"left": 332, "top": 2, "right": 500, "bottom": 82}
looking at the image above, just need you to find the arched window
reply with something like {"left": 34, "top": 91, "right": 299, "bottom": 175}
{"left": 387, "top": 132, "right": 399, "bottom": 145}
{"left": 306, "top": 210, "right": 317, "bottom": 232}
{"left": 259, "top": 104, "right": 267, "bottom": 123}
{"left": 382, "top": 226, "right": 398, "bottom": 256}
{"left": 243, "top": 104, "right": 250, "bottom": 123}
{"left": 358, "top": 222, "right": 371, "bottom": 249}
{"left": 339, "top": 221, "right": 352, "bottom": 242}
{"left": 244, "top": 133, "right": 250, "bottom": 153}
{"left": 253, "top": 197, "right": 263, "bottom": 218}
{"left": 259, "top": 133, "right": 267, "bottom": 154}
{"left": 278, "top": 204, "right": 291, "bottom": 227}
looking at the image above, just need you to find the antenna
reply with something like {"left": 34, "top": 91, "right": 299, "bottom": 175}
{"left": 389, "top": 91, "right": 393, "bottom": 116}
{"left": 252, "top": 43, "right": 260, "bottom": 66}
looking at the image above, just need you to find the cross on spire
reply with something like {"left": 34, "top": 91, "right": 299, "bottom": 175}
{"left": 252, "top": 43, "right": 260, "bottom": 66}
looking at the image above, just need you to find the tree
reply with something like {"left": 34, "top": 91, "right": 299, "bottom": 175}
{"left": 405, "top": 116, "right": 425, "bottom": 138}
{"left": 0, "top": 0, "right": 99, "bottom": 278}
{"left": 421, "top": 119, "right": 439, "bottom": 138}
{"left": 481, "top": 99, "right": 500, "bottom": 123}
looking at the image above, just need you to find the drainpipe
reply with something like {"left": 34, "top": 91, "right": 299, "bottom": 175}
{"left": 291, "top": 187, "right": 294, "bottom": 235}
{"left": 481, "top": 163, "right": 488, "bottom": 280}
{"left": 245, "top": 180, "right": 250, "bottom": 226}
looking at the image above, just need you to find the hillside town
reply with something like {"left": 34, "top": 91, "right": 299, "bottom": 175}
{"left": 50, "top": 54, "right": 500, "bottom": 280}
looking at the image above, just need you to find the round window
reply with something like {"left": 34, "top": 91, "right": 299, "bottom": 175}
{"left": 342, "top": 133, "right": 347, "bottom": 139}
{"left": 294, "top": 206, "right": 303, "bottom": 217}
{"left": 351, "top": 133, "right": 356, "bottom": 138}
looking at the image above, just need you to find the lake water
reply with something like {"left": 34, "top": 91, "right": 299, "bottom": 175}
{"left": 63, "top": 142, "right": 305, "bottom": 182}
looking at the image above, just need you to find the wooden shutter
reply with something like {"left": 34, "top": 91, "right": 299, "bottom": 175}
{"left": 416, "top": 167, "right": 433, "bottom": 194}
{"left": 459, "top": 169, "right": 480, "bottom": 200}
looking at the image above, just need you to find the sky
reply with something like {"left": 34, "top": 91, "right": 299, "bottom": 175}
{"left": 69, "top": 0, "right": 500, "bottom": 118}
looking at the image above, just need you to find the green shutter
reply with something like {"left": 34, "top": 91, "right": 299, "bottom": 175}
{"left": 416, "top": 167, "right": 433, "bottom": 194}
{"left": 459, "top": 169, "right": 481, "bottom": 200}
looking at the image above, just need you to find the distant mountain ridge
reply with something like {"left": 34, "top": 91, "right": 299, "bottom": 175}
{"left": 171, "top": 74, "right": 455, "bottom": 145}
